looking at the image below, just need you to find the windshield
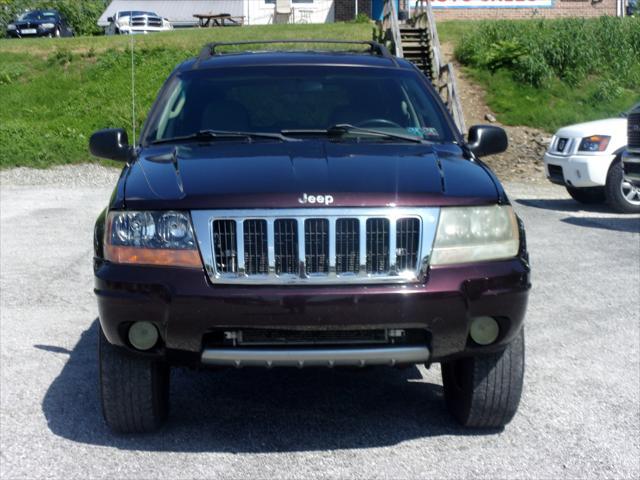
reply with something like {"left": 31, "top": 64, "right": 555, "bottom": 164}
{"left": 118, "top": 11, "right": 158, "bottom": 18}
{"left": 19, "top": 10, "right": 58, "bottom": 21}
{"left": 144, "top": 65, "right": 455, "bottom": 145}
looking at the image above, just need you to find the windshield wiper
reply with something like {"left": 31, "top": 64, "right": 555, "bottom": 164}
{"left": 281, "top": 124, "right": 427, "bottom": 144}
{"left": 150, "top": 129, "right": 296, "bottom": 145}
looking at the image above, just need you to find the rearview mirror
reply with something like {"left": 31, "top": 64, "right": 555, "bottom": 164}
{"left": 89, "top": 128, "right": 131, "bottom": 162}
{"left": 107, "top": 16, "right": 114, "bottom": 22}
{"left": 467, "top": 125, "right": 508, "bottom": 157}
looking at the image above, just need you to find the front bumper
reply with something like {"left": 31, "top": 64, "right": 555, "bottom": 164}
{"left": 622, "top": 149, "right": 640, "bottom": 187}
{"left": 6, "top": 27, "right": 56, "bottom": 38}
{"left": 118, "top": 27, "right": 170, "bottom": 35}
{"left": 543, "top": 151, "right": 613, "bottom": 188}
{"left": 94, "top": 257, "right": 531, "bottom": 364}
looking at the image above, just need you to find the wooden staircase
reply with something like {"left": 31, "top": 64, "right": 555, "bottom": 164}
{"left": 399, "top": 27, "right": 435, "bottom": 80}
{"left": 378, "top": 0, "right": 466, "bottom": 133}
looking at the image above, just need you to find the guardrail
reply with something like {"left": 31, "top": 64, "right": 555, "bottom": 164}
{"left": 380, "top": 0, "right": 403, "bottom": 57}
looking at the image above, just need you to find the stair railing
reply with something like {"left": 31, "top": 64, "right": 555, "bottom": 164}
{"left": 411, "top": 0, "right": 466, "bottom": 133}
{"left": 381, "top": 0, "right": 403, "bottom": 58}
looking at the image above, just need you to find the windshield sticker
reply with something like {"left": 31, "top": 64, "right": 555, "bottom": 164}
{"left": 407, "top": 127, "right": 440, "bottom": 139}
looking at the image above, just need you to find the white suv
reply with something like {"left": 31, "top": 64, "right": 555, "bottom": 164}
{"left": 543, "top": 104, "right": 640, "bottom": 213}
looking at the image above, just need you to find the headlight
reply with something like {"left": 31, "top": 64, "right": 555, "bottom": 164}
{"left": 39, "top": 23, "right": 56, "bottom": 29}
{"left": 430, "top": 205, "right": 519, "bottom": 266}
{"left": 7, "top": 24, "right": 16, "bottom": 30}
{"left": 105, "top": 211, "right": 201, "bottom": 268}
{"left": 578, "top": 135, "right": 610, "bottom": 152}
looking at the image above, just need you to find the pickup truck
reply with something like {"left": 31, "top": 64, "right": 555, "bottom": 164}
{"left": 90, "top": 41, "right": 530, "bottom": 433}
{"left": 542, "top": 103, "right": 640, "bottom": 213}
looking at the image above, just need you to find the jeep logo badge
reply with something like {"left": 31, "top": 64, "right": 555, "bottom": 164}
{"left": 298, "top": 193, "right": 334, "bottom": 205}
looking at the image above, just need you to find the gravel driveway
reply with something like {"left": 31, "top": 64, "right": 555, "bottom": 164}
{"left": 1, "top": 165, "right": 638, "bottom": 479}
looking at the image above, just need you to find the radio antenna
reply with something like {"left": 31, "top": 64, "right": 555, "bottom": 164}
{"left": 130, "top": 15, "right": 136, "bottom": 148}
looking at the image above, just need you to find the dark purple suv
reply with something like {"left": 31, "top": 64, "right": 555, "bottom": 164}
{"left": 90, "top": 41, "right": 530, "bottom": 433}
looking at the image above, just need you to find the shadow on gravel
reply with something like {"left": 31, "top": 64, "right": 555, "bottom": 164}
{"left": 40, "top": 319, "right": 497, "bottom": 452}
{"left": 560, "top": 216, "right": 640, "bottom": 233}
{"left": 516, "top": 198, "right": 614, "bottom": 214}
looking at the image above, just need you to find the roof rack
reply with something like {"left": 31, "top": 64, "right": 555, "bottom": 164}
{"left": 195, "top": 40, "right": 393, "bottom": 66}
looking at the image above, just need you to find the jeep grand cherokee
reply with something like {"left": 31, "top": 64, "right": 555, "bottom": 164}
{"left": 90, "top": 41, "right": 530, "bottom": 433}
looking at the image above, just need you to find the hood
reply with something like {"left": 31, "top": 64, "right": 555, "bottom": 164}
{"left": 121, "top": 141, "right": 499, "bottom": 210}
{"left": 15, "top": 18, "right": 55, "bottom": 26}
{"left": 555, "top": 118, "right": 627, "bottom": 138}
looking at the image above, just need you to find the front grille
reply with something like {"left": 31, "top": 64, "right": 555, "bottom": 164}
{"left": 628, "top": 113, "right": 640, "bottom": 150}
{"left": 556, "top": 137, "right": 568, "bottom": 152}
{"left": 195, "top": 208, "right": 438, "bottom": 284}
{"left": 131, "top": 16, "right": 162, "bottom": 27}
{"left": 238, "top": 329, "right": 389, "bottom": 346}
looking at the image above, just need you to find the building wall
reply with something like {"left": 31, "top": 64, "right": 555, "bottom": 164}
{"left": 335, "top": 0, "right": 373, "bottom": 21}
{"left": 429, "top": 0, "right": 618, "bottom": 20}
{"left": 246, "top": 0, "right": 335, "bottom": 24}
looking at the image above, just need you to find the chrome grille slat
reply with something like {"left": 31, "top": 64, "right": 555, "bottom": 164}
{"left": 335, "top": 218, "right": 360, "bottom": 274}
{"left": 191, "top": 208, "right": 440, "bottom": 285}
{"left": 244, "top": 220, "right": 268, "bottom": 275}
{"left": 366, "top": 218, "right": 390, "bottom": 274}
{"left": 236, "top": 220, "right": 245, "bottom": 275}
{"left": 274, "top": 219, "right": 298, "bottom": 275}
{"left": 396, "top": 218, "right": 420, "bottom": 271}
{"left": 305, "top": 219, "right": 329, "bottom": 274}
{"left": 213, "top": 220, "right": 237, "bottom": 273}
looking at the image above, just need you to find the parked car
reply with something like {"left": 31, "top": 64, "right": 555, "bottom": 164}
{"left": 105, "top": 10, "right": 172, "bottom": 35}
{"left": 543, "top": 103, "right": 640, "bottom": 213}
{"left": 5, "top": 9, "right": 74, "bottom": 38}
{"left": 90, "top": 40, "right": 530, "bottom": 433}
{"left": 622, "top": 104, "right": 640, "bottom": 188}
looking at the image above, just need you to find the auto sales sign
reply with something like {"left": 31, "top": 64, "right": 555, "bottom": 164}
{"left": 431, "top": 0, "right": 553, "bottom": 7}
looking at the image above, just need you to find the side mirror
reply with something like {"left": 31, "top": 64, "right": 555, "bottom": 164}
{"left": 107, "top": 16, "right": 114, "bottom": 22}
{"left": 89, "top": 128, "right": 131, "bottom": 162}
{"left": 466, "top": 125, "right": 508, "bottom": 157}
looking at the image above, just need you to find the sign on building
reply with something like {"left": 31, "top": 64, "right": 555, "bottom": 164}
{"left": 431, "top": 0, "right": 554, "bottom": 8}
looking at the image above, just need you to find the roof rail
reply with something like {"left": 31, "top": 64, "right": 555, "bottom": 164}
{"left": 195, "top": 40, "right": 393, "bottom": 66}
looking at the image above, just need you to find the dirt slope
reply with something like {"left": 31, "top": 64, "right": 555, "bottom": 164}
{"left": 441, "top": 43, "right": 550, "bottom": 184}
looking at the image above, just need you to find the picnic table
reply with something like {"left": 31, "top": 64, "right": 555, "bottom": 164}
{"left": 193, "top": 13, "right": 245, "bottom": 27}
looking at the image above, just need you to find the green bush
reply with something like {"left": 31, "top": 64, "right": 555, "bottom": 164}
{"left": 483, "top": 39, "right": 527, "bottom": 73}
{"left": 0, "top": 0, "right": 107, "bottom": 37}
{"left": 455, "top": 17, "right": 640, "bottom": 89}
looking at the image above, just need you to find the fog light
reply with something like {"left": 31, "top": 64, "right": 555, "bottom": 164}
{"left": 470, "top": 316, "right": 500, "bottom": 345}
{"left": 128, "top": 321, "right": 159, "bottom": 350}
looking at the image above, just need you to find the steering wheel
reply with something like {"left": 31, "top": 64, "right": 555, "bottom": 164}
{"left": 355, "top": 118, "right": 403, "bottom": 129}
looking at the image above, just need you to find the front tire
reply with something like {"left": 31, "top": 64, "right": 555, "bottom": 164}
{"left": 99, "top": 326, "right": 169, "bottom": 433}
{"left": 605, "top": 157, "right": 640, "bottom": 213}
{"left": 566, "top": 186, "right": 605, "bottom": 204}
{"left": 442, "top": 328, "right": 524, "bottom": 428}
